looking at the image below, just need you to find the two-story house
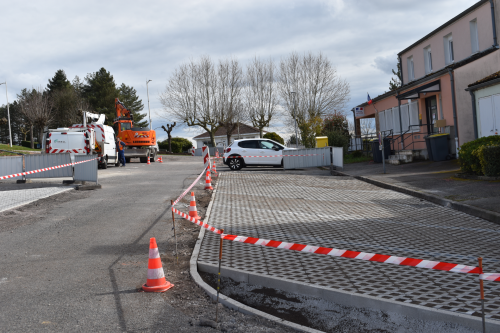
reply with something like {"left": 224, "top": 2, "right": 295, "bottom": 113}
{"left": 355, "top": 0, "right": 499, "bottom": 163}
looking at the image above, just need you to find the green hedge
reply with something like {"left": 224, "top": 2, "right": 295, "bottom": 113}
{"left": 475, "top": 145, "right": 500, "bottom": 177}
{"left": 325, "top": 131, "right": 349, "bottom": 155}
{"left": 458, "top": 135, "right": 500, "bottom": 174}
{"left": 21, "top": 140, "right": 39, "bottom": 148}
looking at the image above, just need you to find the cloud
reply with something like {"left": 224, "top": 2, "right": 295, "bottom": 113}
{"left": 0, "top": 0, "right": 477, "bottom": 132}
{"left": 373, "top": 54, "right": 398, "bottom": 75}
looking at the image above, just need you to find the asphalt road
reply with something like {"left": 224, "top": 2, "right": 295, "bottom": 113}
{"left": 0, "top": 155, "right": 217, "bottom": 332}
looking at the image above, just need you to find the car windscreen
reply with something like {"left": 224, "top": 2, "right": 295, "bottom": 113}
{"left": 238, "top": 140, "right": 259, "bottom": 149}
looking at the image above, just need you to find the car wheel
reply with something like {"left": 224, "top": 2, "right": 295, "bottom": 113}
{"left": 102, "top": 159, "right": 108, "bottom": 169}
{"left": 228, "top": 157, "right": 243, "bottom": 171}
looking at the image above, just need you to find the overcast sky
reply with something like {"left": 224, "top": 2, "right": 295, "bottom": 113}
{"left": 1, "top": 0, "right": 478, "bottom": 143}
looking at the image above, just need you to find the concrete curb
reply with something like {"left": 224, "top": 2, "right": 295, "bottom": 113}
{"left": 189, "top": 173, "right": 323, "bottom": 333}
{"left": 197, "top": 262, "right": 500, "bottom": 332}
{"left": 0, "top": 187, "right": 74, "bottom": 214}
{"left": 331, "top": 170, "right": 500, "bottom": 225}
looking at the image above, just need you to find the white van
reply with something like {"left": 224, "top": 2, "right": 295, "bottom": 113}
{"left": 42, "top": 124, "right": 119, "bottom": 169}
{"left": 69, "top": 124, "right": 119, "bottom": 168}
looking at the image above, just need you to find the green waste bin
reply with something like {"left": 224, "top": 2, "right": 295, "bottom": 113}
{"left": 426, "top": 133, "right": 450, "bottom": 161}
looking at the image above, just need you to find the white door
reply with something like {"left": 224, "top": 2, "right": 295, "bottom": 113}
{"left": 258, "top": 140, "right": 281, "bottom": 165}
{"left": 478, "top": 96, "right": 495, "bottom": 137}
{"left": 493, "top": 94, "right": 500, "bottom": 135}
{"left": 237, "top": 140, "right": 259, "bottom": 165}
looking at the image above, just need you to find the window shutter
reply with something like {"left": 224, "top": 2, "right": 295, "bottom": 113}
{"left": 400, "top": 104, "right": 410, "bottom": 133}
{"left": 378, "top": 111, "right": 386, "bottom": 133}
{"left": 409, "top": 101, "right": 419, "bottom": 131}
{"left": 385, "top": 109, "right": 394, "bottom": 134}
{"left": 392, "top": 106, "right": 401, "bottom": 134}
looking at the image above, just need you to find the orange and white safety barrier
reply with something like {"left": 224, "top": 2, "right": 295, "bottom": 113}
{"left": 188, "top": 191, "right": 200, "bottom": 220}
{"left": 142, "top": 237, "right": 174, "bottom": 292}
{"left": 204, "top": 170, "right": 213, "bottom": 190}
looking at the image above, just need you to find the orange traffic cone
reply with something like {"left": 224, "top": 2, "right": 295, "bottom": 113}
{"left": 142, "top": 238, "right": 174, "bottom": 292}
{"left": 147, "top": 156, "right": 151, "bottom": 165}
{"left": 212, "top": 161, "right": 218, "bottom": 176}
{"left": 188, "top": 192, "right": 200, "bottom": 220}
{"left": 205, "top": 170, "right": 213, "bottom": 190}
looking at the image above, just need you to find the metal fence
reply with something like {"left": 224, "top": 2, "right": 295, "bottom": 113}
{"left": 25, "top": 153, "right": 73, "bottom": 179}
{"left": 195, "top": 147, "right": 225, "bottom": 157}
{"left": 74, "top": 155, "right": 98, "bottom": 183}
{"left": 332, "top": 147, "right": 343, "bottom": 170}
{"left": 283, "top": 147, "right": 330, "bottom": 170}
{"left": 283, "top": 147, "right": 344, "bottom": 170}
{"left": 0, "top": 156, "right": 23, "bottom": 180}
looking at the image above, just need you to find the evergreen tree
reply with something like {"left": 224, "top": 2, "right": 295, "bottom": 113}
{"left": 389, "top": 58, "right": 402, "bottom": 91}
{"left": 47, "top": 70, "right": 71, "bottom": 93}
{"left": 118, "top": 83, "right": 148, "bottom": 128}
{"left": 83, "top": 68, "right": 118, "bottom": 126}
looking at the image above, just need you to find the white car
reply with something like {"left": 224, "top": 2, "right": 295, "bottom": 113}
{"left": 223, "top": 139, "right": 293, "bottom": 170}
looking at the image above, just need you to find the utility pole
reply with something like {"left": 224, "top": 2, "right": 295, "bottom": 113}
{"left": 146, "top": 79, "right": 152, "bottom": 130}
{"left": 291, "top": 92, "right": 298, "bottom": 148}
{"left": 0, "top": 82, "right": 12, "bottom": 147}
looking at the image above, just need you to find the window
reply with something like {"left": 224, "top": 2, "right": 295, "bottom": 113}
{"left": 120, "top": 123, "right": 131, "bottom": 131}
{"left": 261, "top": 140, "right": 284, "bottom": 150}
{"left": 407, "top": 56, "right": 415, "bottom": 81}
{"left": 470, "top": 19, "right": 479, "bottom": 53}
{"left": 238, "top": 140, "right": 259, "bottom": 149}
{"left": 444, "top": 34, "right": 454, "bottom": 64}
{"left": 424, "top": 46, "right": 433, "bottom": 74}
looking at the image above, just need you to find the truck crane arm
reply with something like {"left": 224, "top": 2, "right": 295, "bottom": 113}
{"left": 83, "top": 111, "right": 106, "bottom": 125}
{"left": 115, "top": 99, "right": 134, "bottom": 121}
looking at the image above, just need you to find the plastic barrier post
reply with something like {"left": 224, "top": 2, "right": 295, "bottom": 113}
{"left": 479, "top": 257, "right": 486, "bottom": 333}
{"left": 171, "top": 200, "right": 178, "bottom": 264}
{"left": 216, "top": 229, "right": 224, "bottom": 323}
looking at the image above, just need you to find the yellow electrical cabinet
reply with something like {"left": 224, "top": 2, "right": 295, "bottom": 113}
{"left": 315, "top": 136, "right": 328, "bottom": 148}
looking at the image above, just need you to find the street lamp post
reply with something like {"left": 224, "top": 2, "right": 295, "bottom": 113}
{"left": 291, "top": 92, "right": 298, "bottom": 148}
{"left": 0, "top": 82, "right": 12, "bottom": 147}
{"left": 146, "top": 79, "right": 152, "bottom": 130}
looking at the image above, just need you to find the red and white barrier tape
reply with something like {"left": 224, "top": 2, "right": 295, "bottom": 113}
{"left": 480, "top": 273, "right": 500, "bottom": 281}
{"left": 171, "top": 168, "right": 207, "bottom": 206}
{"left": 225, "top": 154, "right": 322, "bottom": 158}
{"left": 218, "top": 233, "right": 486, "bottom": 276}
{"left": 0, "top": 157, "right": 98, "bottom": 180}
{"left": 171, "top": 207, "right": 222, "bottom": 234}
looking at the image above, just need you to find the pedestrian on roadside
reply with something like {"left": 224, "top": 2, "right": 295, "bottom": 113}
{"left": 116, "top": 137, "right": 126, "bottom": 167}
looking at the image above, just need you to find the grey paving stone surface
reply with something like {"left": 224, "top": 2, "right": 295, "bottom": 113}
{"left": 0, "top": 187, "right": 72, "bottom": 213}
{"left": 198, "top": 173, "right": 500, "bottom": 321}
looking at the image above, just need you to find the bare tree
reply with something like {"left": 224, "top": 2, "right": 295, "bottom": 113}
{"left": 161, "top": 122, "right": 176, "bottom": 152}
{"left": 160, "top": 56, "right": 221, "bottom": 147}
{"left": 18, "top": 87, "right": 53, "bottom": 148}
{"left": 245, "top": 57, "right": 278, "bottom": 138}
{"left": 360, "top": 118, "right": 375, "bottom": 135}
{"left": 278, "top": 52, "right": 350, "bottom": 138}
{"left": 217, "top": 58, "right": 244, "bottom": 145}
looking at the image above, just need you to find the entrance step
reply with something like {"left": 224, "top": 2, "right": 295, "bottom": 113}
{"left": 388, "top": 153, "right": 414, "bottom": 165}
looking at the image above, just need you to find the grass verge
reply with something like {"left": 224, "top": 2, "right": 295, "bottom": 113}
{"left": 0, "top": 144, "right": 40, "bottom": 152}
{"left": 344, "top": 154, "right": 372, "bottom": 164}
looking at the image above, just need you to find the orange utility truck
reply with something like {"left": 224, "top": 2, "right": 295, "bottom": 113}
{"left": 114, "top": 98, "right": 158, "bottom": 163}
